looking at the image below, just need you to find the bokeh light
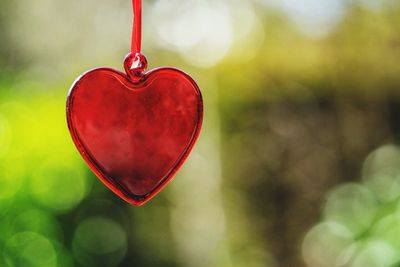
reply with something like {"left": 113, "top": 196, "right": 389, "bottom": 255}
{"left": 304, "top": 144, "right": 400, "bottom": 267}
{"left": 11, "top": 209, "right": 62, "bottom": 242}
{"left": 72, "top": 217, "right": 127, "bottom": 267}
{"left": 3, "top": 232, "right": 57, "bottom": 267}
{"left": 371, "top": 213, "right": 400, "bottom": 251}
{"left": 280, "top": 0, "right": 345, "bottom": 38}
{"left": 30, "top": 159, "right": 88, "bottom": 213}
{"left": 0, "top": 101, "right": 35, "bottom": 158}
{"left": 323, "top": 183, "right": 378, "bottom": 235}
{"left": 152, "top": 0, "right": 233, "bottom": 67}
{"left": 150, "top": 0, "right": 261, "bottom": 67}
{"left": 362, "top": 145, "right": 400, "bottom": 203}
{"left": 302, "top": 222, "right": 352, "bottom": 267}
{"left": 0, "top": 159, "right": 23, "bottom": 207}
{"left": 350, "top": 240, "right": 399, "bottom": 267}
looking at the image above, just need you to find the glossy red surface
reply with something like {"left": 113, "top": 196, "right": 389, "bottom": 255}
{"left": 67, "top": 67, "right": 203, "bottom": 205}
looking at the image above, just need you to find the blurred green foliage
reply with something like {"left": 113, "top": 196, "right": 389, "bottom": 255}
{"left": 303, "top": 145, "right": 400, "bottom": 267}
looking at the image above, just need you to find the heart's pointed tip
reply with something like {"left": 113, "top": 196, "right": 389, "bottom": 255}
{"left": 126, "top": 197, "right": 149, "bottom": 207}
{"left": 131, "top": 201, "right": 146, "bottom": 207}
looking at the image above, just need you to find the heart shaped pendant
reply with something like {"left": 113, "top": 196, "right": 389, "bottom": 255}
{"left": 67, "top": 53, "right": 203, "bottom": 206}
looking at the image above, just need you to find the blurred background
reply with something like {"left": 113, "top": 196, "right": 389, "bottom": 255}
{"left": 1, "top": 0, "right": 400, "bottom": 266}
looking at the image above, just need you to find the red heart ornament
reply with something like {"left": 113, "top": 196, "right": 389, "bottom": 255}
{"left": 66, "top": 61, "right": 203, "bottom": 206}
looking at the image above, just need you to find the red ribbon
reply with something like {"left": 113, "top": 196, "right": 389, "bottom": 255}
{"left": 131, "top": 0, "right": 142, "bottom": 54}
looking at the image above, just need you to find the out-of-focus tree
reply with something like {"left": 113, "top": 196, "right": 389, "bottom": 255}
{"left": 217, "top": 3, "right": 400, "bottom": 267}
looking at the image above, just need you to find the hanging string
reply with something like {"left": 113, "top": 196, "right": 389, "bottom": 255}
{"left": 131, "top": 0, "right": 142, "bottom": 54}
{"left": 125, "top": 0, "right": 147, "bottom": 79}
